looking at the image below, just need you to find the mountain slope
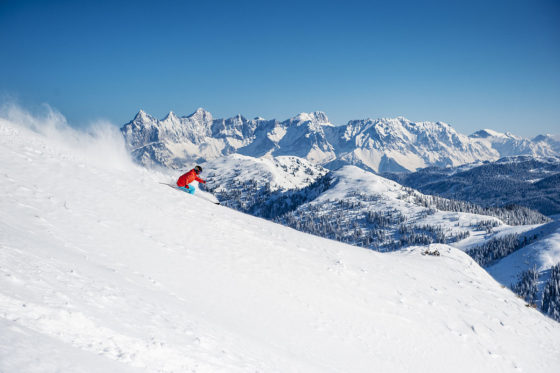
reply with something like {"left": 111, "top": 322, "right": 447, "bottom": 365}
{"left": 202, "top": 154, "right": 557, "bottom": 316}
{"left": 384, "top": 156, "right": 560, "bottom": 215}
{"left": 202, "top": 154, "right": 329, "bottom": 193}
{"left": 278, "top": 166, "right": 549, "bottom": 246}
{"left": 203, "top": 155, "right": 549, "bottom": 249}
{"left": 488, "top": 218, "right": 560, "bottom": 291}
{"left": 2, "top": 114, "right": 560, "bottom": 372}
{"left": 198, "top": 154, "right": 330, "bottom": 217}
{"left": 326, "top": 117, "right": 498, "bottom": 172}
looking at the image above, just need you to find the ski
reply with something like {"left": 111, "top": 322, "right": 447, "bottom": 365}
{"left": 160, "top": 183, "right": 221, "bottom": 205}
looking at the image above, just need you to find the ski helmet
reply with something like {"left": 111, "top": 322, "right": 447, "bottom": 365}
{"left": 194, "top": 165, "right": 202, "bottom": 173}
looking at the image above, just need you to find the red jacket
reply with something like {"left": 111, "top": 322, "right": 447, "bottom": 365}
{"left": 177, "top": 169, "right": 206, "bottom": 188}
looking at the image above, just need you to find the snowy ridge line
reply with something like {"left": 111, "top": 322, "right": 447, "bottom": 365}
{"left": 121, "top": 108, "right": 560, "bottom": 172}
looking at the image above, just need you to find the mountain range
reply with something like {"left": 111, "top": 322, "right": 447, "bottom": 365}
{"left": 121, "top": 108, "right": 560, "bottom": 172}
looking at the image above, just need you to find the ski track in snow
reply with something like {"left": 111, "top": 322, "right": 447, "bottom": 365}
{"left": 1, "top": 118, "right": 560, "bottom": 372}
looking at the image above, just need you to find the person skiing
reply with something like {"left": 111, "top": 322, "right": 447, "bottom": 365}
{"left": 176, "top": 165, "right": 206, "bottom": 194}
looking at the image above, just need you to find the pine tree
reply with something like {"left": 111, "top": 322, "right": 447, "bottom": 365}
{"left": 542, "top": 264, "right": 560, "bottom": 321}
{"left": 511, "top": 267, "right": 539, "bottom": 305}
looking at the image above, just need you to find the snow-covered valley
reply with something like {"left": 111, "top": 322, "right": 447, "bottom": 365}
{"left": 2, "top": 110, "right": 560, "bottom": 371}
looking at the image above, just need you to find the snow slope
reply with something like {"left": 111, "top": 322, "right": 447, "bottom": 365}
{"left": 201, "top": 154, "right": 328, "bottom": 193}
{"left": 488, "top": 217, "right": 560, "bottom": 288}
{"left": 2, "top": 111, "right": 560, "bottom": 372}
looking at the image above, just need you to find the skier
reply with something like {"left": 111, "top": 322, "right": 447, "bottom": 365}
{"left": 176, "top": 165, "right": 206, "bottom": 194}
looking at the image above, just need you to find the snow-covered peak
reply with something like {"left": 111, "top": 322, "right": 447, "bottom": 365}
{"left": 534, "top": 133, "right": 560, "bottom": 143}
{"left": 469, "top": 128, "right": 558, "bottom": 158}
{"left": 375, "top": 117, "right": 415, "bottom": 134}
{"left": 333, "top": 117, "right": 496, "bottom": 172}
{"left": 533, "top": 134, "right": 560, "bottom": 153}
{"left": 163, "top": 111, "right": 178, "bottom": 121}
{"left": 350, "top": 117, "right": 465, "bottom": 145}
{"left": 321, "top": 165, "right": 401, "bottom": 201}
{"left": 504, "top": 131, "right": 522, "bottom": 140}
{"left": 290, "top": 111, "right": 331, "bottom": 126}
{"left": 470, "top": 129, "right": 506, "bottom": 139}
{"left": 133, "top": 109, "right": 154, "bottom": 123}
{"left": 232, "top": 113, "right": 246, "bottom": 122}
{"left": 533, "top": 134, "right": 551, "bottom": 142}
{"left": 470, "top": 129, "right": 523, "bottom": 140}
{"left": 186, "top": 107, "right": 213, "bottom": 122}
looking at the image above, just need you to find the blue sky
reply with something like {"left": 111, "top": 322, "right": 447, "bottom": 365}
{"left": 1, "top": 0, "right": 559, "bottom": 136}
